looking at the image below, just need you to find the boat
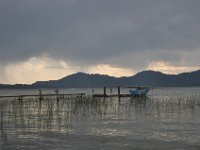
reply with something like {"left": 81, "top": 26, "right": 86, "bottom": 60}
{"left": 128, "top": 86, "right": 150, "bottom": 96}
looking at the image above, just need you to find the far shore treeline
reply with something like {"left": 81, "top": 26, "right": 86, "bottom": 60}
{"left": 1, "top": 70, "right": 200, "bottom": 89}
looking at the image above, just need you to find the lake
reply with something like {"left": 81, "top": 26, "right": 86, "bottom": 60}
{"left": 0, "top": 87, "right": 200, "bottom": 150}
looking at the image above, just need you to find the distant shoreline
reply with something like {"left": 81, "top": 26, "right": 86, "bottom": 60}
{"left": 1, "top": 70, "right": 200, "bottom": 88}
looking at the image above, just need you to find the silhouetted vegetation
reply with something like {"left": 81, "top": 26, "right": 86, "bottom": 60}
{"left": 1, "top": 70, "right": 200, "bottom": 88}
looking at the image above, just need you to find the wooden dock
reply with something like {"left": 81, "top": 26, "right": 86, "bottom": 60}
{"left": 0, "top": 93, "right": 85, "bottom": 100}
{"left": 0, "top": 86, "right": 148, "bottom": 100}
{"left": 92, "top": 86, "right": 148, "bottom": 97}
{"left": 92, "top": 86, "right": 134, "bottom": 97}
{"left": 92, "top": 94, "right": 133, "bottom": 97}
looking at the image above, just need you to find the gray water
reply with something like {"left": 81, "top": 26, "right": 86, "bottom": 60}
{"left": 0, "top": 87, "right": 200, "bottom": 150}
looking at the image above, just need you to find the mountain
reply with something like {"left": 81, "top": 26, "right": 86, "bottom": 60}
{"left": 131, "top": 70, "right": 200, "bottom": 86}
{"left": 1, "top": 70, "right": 200, "bottom": 88}
{"left": 31, "top": 70, "right": 200, "bottom": 88}
{"left": 32, "top": 72, "right": 118, "bottom": 88}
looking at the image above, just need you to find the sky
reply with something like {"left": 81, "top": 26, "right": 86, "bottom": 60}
{"left": 0, "top": 0, "right": 200, "bottom": 84}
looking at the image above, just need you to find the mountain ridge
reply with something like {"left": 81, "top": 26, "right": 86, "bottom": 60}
{"left": 1, "top": 70, "right": 200, "bottom": 88}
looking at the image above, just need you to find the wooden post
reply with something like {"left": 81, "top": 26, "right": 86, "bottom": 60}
{"left": 55, "top": 89, "right": 59, "bottom": 101}
{"left": 118, "top": 86, "right": 120, "bottom": 97}
{"left": 39, "top": 89, "right": 43, "bottom": 100}
{"left": 18, "top": 96, "right": 22, "bottom": 101}
{"left": 110, "top": 88, "right": 112, "bottom": 94}
{"left": 103, "top": 87, "right": 106, "bottom": 96}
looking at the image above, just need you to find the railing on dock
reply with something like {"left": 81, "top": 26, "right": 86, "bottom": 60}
{"left": 92, "top": 86, "right": 133, "bottom": 97}
{"left": 0, "top": 89, "right": 85, "bottom": 101}
{"left": 0, "top": 86, "right": 148, "bottom": 100}
{"left": 92, "top": 94, "right": 132, "bottom": 97}
{"left": 92, "top": 86, "right": 150, "bottom": 97}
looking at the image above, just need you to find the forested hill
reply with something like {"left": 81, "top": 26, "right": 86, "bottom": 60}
{"left": 1, "top": 70, "right": 200, "bottom": 88}
{"left": 31, "top": 70, "right": 200, "bottom": 88}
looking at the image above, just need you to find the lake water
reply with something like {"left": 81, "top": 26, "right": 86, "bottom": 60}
{"left": 0, "top": 87, "right": 200, "bottom": 150}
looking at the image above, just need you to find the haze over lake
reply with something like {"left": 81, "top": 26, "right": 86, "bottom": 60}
{"left": 1, "top": 0, "right": 200, "bottom": 84}
{"left": 1, "top": 0, "right": 200, "bottom": 149}
{"left": 0, "top": 87, "right": 200, "bottom": 150}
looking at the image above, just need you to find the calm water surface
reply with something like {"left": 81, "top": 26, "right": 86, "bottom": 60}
{"left": 0, "top": 87, "right": 200, "bottom": 150}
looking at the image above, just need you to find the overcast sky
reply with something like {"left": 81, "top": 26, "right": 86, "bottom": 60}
{"left": 0, "top": 0, "right": 200, "bottom": 84}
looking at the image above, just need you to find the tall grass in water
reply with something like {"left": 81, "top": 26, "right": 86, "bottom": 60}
{"left": 0, "top": 94, "right": 200, "bottom": 136}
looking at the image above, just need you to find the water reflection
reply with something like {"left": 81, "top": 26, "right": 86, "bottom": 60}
{"left": 0, "top": 104, "right": 8, "bottom": 146}
{"left": 0, "top": 95, "right": 200, "bottom": 149}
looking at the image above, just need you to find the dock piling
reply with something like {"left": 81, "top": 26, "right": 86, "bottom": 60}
{"left": 103, "top": 87, "right": 106, "bottom": 96}
{"left": 39, "top": 89, "right": 43, "bottom": 100}
{"left": 18, "top": 96, "right": 23, "bottom": 101}
{"left": 55, "top": 89, "right": 59, "bottom": 101}
{"left": 118, "top": 86, "right": 121, "bottom": 97}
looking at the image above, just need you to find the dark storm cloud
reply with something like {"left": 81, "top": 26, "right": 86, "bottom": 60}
{"left": 0, "top": 0, "right": 200, "bottom": 68}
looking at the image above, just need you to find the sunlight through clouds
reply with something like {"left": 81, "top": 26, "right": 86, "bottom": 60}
{"left": 3, "top": 56, "right": 135, "bottom": 84}
{"left": 147, "top": 61, "right": 200, "bottom": 74}
{"left": 4, "top": 56, "right": 79, "bottom": 84}
{"left": 1, "top": 0, "right": 200, "bottom": 83}
{"left": 87, "top": 64, "right": 135, "bottom": 77}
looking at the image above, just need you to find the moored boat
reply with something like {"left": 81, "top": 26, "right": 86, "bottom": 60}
{"left": 128, "top": 87, "right": 150, "bottom": 96}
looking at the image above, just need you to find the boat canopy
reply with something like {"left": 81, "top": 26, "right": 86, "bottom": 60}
{"left": 126, "top": 86, "right": 149, "bottom": 89}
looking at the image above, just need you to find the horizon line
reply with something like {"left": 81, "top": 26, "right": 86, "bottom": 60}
{"left": 1, "top": 69, "right": 200, "bottom": 85}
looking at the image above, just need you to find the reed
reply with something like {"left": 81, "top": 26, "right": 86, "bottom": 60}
{"left": 0, "top": 92, "right": 200, "bottom": 136}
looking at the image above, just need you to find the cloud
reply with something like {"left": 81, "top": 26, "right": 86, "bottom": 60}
{"left": 3, "top": 56, "right": 79, "bottom": 84}
{"left": 0, "top": 0, "right": 200, "bottom": 83}
{"left": 2, "top": 56, "right": 135, "bottom": 84}
{"left": 87, "top": 64, "right": 135, "bottom": 77}
{"left": 147, "top": 61, "right": 200, "bottom": 74}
